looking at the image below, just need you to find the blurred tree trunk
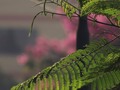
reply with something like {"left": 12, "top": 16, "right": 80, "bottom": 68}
{"left": 76, "top": 16, "right": 89, "bottom": 49}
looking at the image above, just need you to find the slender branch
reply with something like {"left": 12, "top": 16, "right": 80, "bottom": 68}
{"left": 29, "top": 10, "right": 79, "bottom": 36}
{"left": 94, "top": 30, "right": 120, "bottom": 40}
{"left": 88, "top": 15, "right": 120, "bottom": 28}
{"left": 29, "top": 11, "right": 44, "bottom": 37}
{"left": 43, "top": 0, "right": 47, "bottom": 15}
{"left": 106, "top": 16, "right": 114, "bottom": 25}
{"left": 102, "top": 30, "right": 120, "bottom": 40}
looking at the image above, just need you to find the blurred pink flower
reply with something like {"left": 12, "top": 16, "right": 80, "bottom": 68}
{"left": 17, "top": 53, "right": 29, "bottom": 65}
{"left": 66, "top": 48, "right": 75, "bottom": 54}
{"left": 48, "top": 33, "right": 76, "bottom": 54}
{"left": 36, "top": 37, "right": 49, "bottom": 47}
{"left": 31, "top": 46, "right": 45, "bottom": 58}
{"left": 31, "top": 37, "right": 50, "bottom": 59}
{"left": 61, "top": 17, "right": 78, "bottom": 33}
{"left": 25, "top": 45, "right": 33, "bottom": 53}
{"left": 61, "top": 33, "right": 76, "bottom": 54}
{"left": 49, "top": 39, "right": 64, "bottom": 53}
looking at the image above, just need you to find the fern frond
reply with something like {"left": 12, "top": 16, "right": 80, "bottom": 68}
{"left": 60, "top": 0, "right": 78, "bottom": 18}
{"left": 81, "top": 0, "right": 120, "bottom": 21}
{"left": 89, "top": 70, "right": 120, "bottom": 90}
{"left": 11, "top": 38, "right": 120, "bottom": 90}
{"left": 98, "top": 8, "right": 120, "bottom": 21}
{"left": 80, "top": 52, "right": 120, "bottom": 90}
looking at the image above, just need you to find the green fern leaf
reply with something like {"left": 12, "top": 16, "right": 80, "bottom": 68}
{"left": 81, "top": 0, "right": 120, "bottom": 21}
{"left": 89, "top": 70, "right": 120, "bottom": 90}
{"left": 60, "top": 0, "right": 77, "bottom": 18}
{"left": 11, "top": 39, "right": 120, "bottom": 90}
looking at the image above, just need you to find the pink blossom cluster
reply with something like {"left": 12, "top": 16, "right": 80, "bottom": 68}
{"left": 17, "top": 34, "right": 76, "bottom": 65}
